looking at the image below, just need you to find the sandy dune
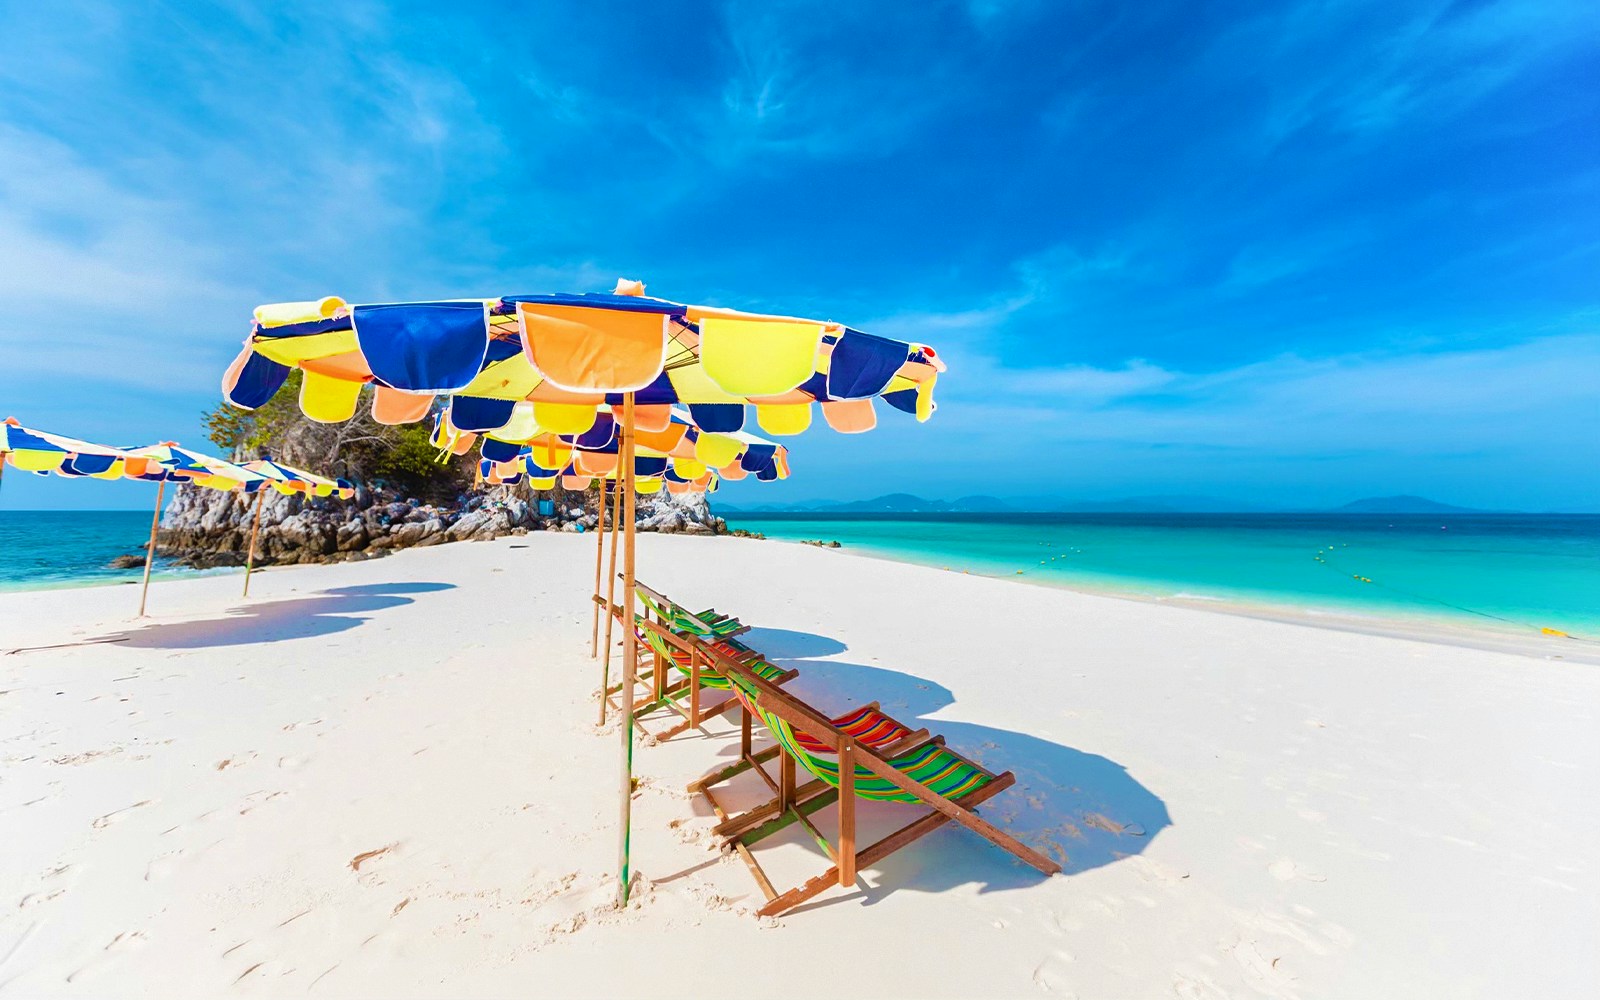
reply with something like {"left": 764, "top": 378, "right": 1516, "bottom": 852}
{"left": 1, "top": 533, "right": 1595, "bottom": 998}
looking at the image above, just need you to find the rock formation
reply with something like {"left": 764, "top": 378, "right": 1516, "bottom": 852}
{"left": 154, "top": 483, "right": 727, "bottom": 569}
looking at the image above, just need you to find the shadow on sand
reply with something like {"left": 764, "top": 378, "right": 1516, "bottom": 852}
{"left": 96, "top": 582, "right": 456, "bottom": 649}
{"left": 682, "top": 631, "right": 1171, "bottom": 912}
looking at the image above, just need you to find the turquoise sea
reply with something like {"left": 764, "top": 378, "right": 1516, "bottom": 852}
{"left": 3, "top": 509, "right": 1598, "bottom": 640}
{"left": 0, "top": 510, "right": 189, "bottom": 592}
{"left": 725, "top": 513, "right": 1600, "bottom": 640}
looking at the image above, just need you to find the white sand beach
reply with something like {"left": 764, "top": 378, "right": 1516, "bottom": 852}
{"left": 1, "top": 534, "right": 1596, "bottom": 999}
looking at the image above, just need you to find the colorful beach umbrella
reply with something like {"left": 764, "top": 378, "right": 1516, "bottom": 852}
{"left": 220, "top": 279, "right": 947, "bottom": 906}
{"left": 221, "top": 283, "right": 942, "bottom": 441}
{"left": 243, "top": 458, "right": 355, "bottom": 499}
{"left": 235, "top": 458, "right": 355, "bottom": 597}
{"left": 477, "top": 405, "right": 787, "bottom": 494}
{"left": 115, "top": 444, "right": 270, "bottom": 615}
{"left": 1, "top": 418, "right": 141, "bottom": 480}
{"left": 1, "top": 422, "right": 282, "bottom": 615}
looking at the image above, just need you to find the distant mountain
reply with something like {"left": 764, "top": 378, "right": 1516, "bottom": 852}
{"left": 717, "top": 493, "right": 1012, "bottom": 514}
{"left": 719, "top": 492, "right": 1496, "bottom": 516}
{"left": 1047, "top": 494, "right": 1273, "bottom": 513}
{"left": 1332, "top": 495, "right": 1483, "bottom": 514}
{"left": 823, "top": 493, "right": 1013, "bottom": 513}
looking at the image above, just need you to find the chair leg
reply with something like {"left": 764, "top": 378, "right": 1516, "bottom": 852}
{"left": 779, "top": 749, "right": 795, "bottom": 812}
{"left": 710, "top": 732, "right": 938, "bottom": 841}
{"left": 755, "top": 773, "right": 1014, "bottom": 917}
{"left": 838, "top": 741, "right": 856, "bottom": 886}
{"left": 689, "top": 650, "right": 701, "bottom": 728}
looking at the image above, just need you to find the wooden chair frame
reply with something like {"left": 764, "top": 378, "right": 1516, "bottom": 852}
{"left": 594, "top": 586, "right": 796, "bottom": 742}
{"left": 647, "top": 622, "right": 1061, "bottom": 916}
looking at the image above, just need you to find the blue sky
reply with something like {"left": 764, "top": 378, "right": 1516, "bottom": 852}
{"left": 0, "top": 0, "right": 1595, "bottom": 511}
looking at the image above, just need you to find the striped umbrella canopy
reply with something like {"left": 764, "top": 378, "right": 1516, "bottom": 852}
{"left": 221, "top": 281, "right": 943, "bottom": 438}
{"left": 481, "top": 446, "right": 722, "bottom": 495}
{"left": 123, "top": 443, "right": 269, "bottom": 492}
{"left": 472, "top": 404, "right": 787, "bottom": 491}
{"left": 243, "top": 458, "right": 355, "bottom": 499}
{"left": 2, "top": 418, "right": 142, "bottom": 479}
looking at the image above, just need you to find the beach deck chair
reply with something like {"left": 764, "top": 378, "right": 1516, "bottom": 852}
{"left": 594, "top": 585, "right": 795, "bottom": 741}
{"left": 689, "top": 701, "right": 932, "bottom": 840}
{"left": 635, "top": 581, "right": 748, "bottom": 641}
{"left": 651, "top": 623, "right": 1061, "bottom": 916}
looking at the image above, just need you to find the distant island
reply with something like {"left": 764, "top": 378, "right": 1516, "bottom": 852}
{"left": 718, "top": 493, "right": 1502, "bottom": 515}
{"left": 1329, "top": 495, "right": 1483, "bottom": 514}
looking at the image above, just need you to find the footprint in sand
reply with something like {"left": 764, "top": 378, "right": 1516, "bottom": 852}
{"left": 350, "top": 844, "right": 397, "bottom": 877}
{"left": 237, "top": 790, "right": 288, "bottom": 815}
{"left": 92, "top": 800, "right": 152, "bottom": 829}
{"left": 216, "top": 748, "right": 259, "bottom": 771}
{"left": 1267, "top": 859, "right": 1327, "bottom": 883}
{"left": 1172, "top": 971, "right": 1231, "bottom": 999}
{"left": 145, "top": 850, "right": 187, "bottom": 882}
{"left": 63, "top": 932, "right": 150, "bottom": 985}
{"left": 104, "top": 930, "right": 148, "bottom": 952}
{"left": 1226, "top": 935, "right": 1299, "bottom": 998}
{"left": 1031, "top": 948, "right": 1078, "bottom": 994}
{"left": 1082, "top": 813, "right": 1142, "bottom": 836}
{"left": 1127, "top": 856, "right": 1189, "bottom": 886}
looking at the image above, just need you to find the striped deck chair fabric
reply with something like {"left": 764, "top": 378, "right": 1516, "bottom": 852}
{"left": 637, "top": 622, "right": 788, "bottom": 689}
{"left": 637, "top": 589, "right": 743, "bottom": 638}
{"left": 730, "top": 674, "right": 992, "bottom": 803}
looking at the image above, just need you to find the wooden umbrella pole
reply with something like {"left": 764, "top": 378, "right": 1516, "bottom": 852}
{"left": 137, "top": 479, "right": 167, "bottom": 617}
{"left": 598, "top": 468, "right": 622, "bottom": 724}
{"left": 242, "top": 489, "right": 265, "bottom": 598}
{"left": 617, "top": 391, "right": 638, "bottom": 908}
{"left": 590, "top": 480, "right": 607, "bottom": 657}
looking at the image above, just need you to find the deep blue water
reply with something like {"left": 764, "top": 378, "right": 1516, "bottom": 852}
{"left": 725, "top": 512, "right": 1600, "bottom": 638}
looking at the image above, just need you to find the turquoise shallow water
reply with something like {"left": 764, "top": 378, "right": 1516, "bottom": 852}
{"left": 4, "top": 509, "right": 1597, "bottom": 640}
{"left": 726, "top": 513, "right": 1600, "bottom": 639}
{"left": 0, "top": 510, "right": 201, "bottom": 592}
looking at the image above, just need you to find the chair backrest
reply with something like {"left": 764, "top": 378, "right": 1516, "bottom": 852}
{"left": 713, "top": 644, "right": 993, "bottom": 803}
{"left": 634, "top": 581, "right": 720, "bottom": 636}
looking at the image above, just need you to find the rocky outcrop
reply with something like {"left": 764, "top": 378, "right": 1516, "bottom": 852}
{"left": 154, "top": 481, "right": 727, "bottom": 569}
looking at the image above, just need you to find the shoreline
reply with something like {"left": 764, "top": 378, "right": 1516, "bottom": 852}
{"left": 735, "top": 534, "right": 1600, "bottom": 665}
{"left": 6, "top": 530, "right": 1595, "bottom": 664}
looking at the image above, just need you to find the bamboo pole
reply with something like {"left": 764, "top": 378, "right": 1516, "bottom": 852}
{"left": 137, "top": 479, "right": 166, "bottom": 617}
{"left": 590, "top": 480, "right": 607, "bottom": 657}
{"left": 598, "top": 474, "right": 623, "bottom": 725}
{"left": 838, "top": 741, "right": 857, "bottom": 885}
{"left": 617, "top": 392, "right": 638, "bottom": 908}
{"left": 242, "top": 489, "right": 265, "bottom": 597}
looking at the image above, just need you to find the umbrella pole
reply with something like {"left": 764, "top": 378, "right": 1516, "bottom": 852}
{"left": 137, "top": 479, "right": 166, "bottom": 617}
{"left": 617, "top": 392, "right": 638, "bottom": 908}
{"left": 242, "top": 489, "right": 265, "bottom": 598}
{"left": 590, "top": 480, "right": 607, "bottom": 657}
{"left": 598, "top": 469, "right": 622, "bottom": 724}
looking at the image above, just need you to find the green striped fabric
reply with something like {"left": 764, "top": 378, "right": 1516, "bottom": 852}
{"left": 728, "top": 672, "right": 992, "bottom": 803}
{"left": 638, "top": 591, "right": 742, "bottom": 638}
{"left": 634, "top": 620, "right": 787, "bottom": 690}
